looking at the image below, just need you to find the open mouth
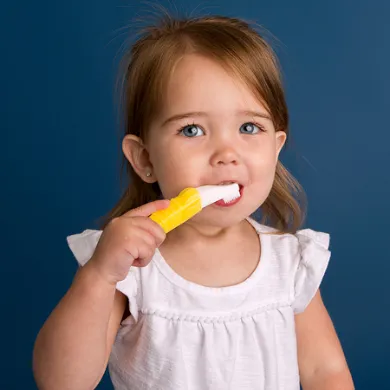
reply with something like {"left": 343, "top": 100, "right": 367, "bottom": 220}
{"left": 214, "top": 182, "right": 244, "bottom": 207}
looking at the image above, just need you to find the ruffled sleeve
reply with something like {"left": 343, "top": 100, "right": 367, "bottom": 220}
{"left": 66, "top": 230, "right": 140, "bottom": 322}
{"left": 292, "top": 229, "right": 331, "bottom": 314}
{"left": 67, "top": 229, "right": 103, "bottom": 266}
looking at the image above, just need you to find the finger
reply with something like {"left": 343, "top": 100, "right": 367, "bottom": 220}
{"left": 132, "top": 258, "right": 153, "bottom": 268}
{"left": 127, "top": 226, "right": 157, "bottom": 248}
{"left": 137, "top": 244, "right": 155, "bottom": 264}
{"left": 124, "top": 216, "right": 166, "bottom": 247}
{"left": 124, "top": 199, "right": 170, "bottom": 218}
{"left": 132, "top": 248, "right": 155, "bottom": 267}
{"left": 126, "top": 240, "right": 155, "bottom": 267}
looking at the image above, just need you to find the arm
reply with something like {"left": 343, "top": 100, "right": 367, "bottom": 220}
{"left": 295, "top": 290, "right": 354, "bottom": 390}
{"left": 33, "top": 200, "right": 168, "bottom": 389}
{"left": 33, "top": 262, "right": 126, "bottom": 390}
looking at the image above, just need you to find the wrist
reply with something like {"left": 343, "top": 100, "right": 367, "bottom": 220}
{"left": 75, "top": 261, "right": 118, "bottom": 292}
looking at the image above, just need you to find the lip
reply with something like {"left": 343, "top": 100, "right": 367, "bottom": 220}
{"left": 213, "top": 184, "right": 244, "bottom": 207}
{"left": 216, "top": 180, "right": 242, "bottom": 186}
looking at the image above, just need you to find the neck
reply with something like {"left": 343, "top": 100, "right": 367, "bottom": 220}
{"left": 163, "top": 218, "right": 249, "bottom": 247}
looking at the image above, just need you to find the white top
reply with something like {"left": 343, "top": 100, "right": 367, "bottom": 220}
{"left": 67, "top": 218, "right": 331, "bottom": 390}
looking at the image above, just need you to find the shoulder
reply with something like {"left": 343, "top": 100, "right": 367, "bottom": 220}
{"left": 248, "top": 216, "right": 329, "bottom": 248}
{"left": 247, "top": 217, "right": 330, "bottom": 260}
{"left": 247, "top": 218, "right": 331, "bottom": 313}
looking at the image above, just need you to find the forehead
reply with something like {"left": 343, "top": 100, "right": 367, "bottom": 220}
{"left": 160, "top": 54, "right": 268, "bottom": 117}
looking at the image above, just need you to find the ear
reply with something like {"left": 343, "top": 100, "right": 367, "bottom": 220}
{"left": 275, "top": 131, "right": 287, "bottom": 161}
{"left": 122, "top": 135, "right": 156, "bottom": 183}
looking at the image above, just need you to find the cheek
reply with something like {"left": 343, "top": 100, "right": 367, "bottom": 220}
{"left": 155, "top": 147, "right": 200, "bottom": 174}
{"left": 248, "top": 143, "right": 277, "bottom": 173}
{"left": 149, "top": 144, "right": 204, "bottom": 196}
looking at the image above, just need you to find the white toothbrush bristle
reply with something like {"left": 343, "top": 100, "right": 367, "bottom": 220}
{"left": 222, "top": 190, "right": 240, "bottom": 202}
{"left": 197, "top": 183, "right": 241, "bottom": 208}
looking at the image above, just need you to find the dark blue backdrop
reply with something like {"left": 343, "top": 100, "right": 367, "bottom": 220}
{"left": 1, "top": 1, "right": 389, "bottom": 389}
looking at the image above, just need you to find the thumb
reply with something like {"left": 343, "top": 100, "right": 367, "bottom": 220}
{"left": 125, "top": 199, "right": 170, "bottom": 218}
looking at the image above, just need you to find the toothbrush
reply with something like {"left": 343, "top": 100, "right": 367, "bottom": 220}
{"left": 149, "top": 184, "right": 240, "bottom": 233}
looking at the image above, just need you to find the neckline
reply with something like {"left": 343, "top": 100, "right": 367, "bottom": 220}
{"left": 152, "top": 218, "right": 271, "bottom": 296}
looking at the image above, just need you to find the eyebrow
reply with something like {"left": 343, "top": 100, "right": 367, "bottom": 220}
{"left": 161, "top": 110, "right": 272, "bottom": 127}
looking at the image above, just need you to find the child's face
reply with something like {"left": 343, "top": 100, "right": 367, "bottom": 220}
{"left": 125, "top": 54, "right": 286, "bottom": 228}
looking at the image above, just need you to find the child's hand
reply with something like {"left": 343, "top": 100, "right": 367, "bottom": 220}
{"left": 88, "top": 199, "right": 170, "bottom": 285}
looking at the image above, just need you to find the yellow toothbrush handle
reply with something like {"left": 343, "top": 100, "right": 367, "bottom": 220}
{"left": 150, "top": 188, "right": 202, "bottom": 233}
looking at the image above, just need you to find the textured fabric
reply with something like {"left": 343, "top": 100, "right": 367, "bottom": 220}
{"left": 67, "top": 218, "right": 331, "bottom": 390}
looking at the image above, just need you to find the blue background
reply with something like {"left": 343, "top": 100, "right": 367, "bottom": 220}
{"left": 1, "top": 0, "right": 389, "bottom": 388}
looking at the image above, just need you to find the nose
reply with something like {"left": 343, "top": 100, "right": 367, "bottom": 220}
{"left": 210, "top": 145, "right": 240, "bottom": 166}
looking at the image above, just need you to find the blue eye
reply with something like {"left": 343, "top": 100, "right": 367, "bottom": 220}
{"left": 179, "top": 124, "right": 204, "bottom": 137}
{"left": 240, "top": 122, "right": 262, "bottom": 134}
